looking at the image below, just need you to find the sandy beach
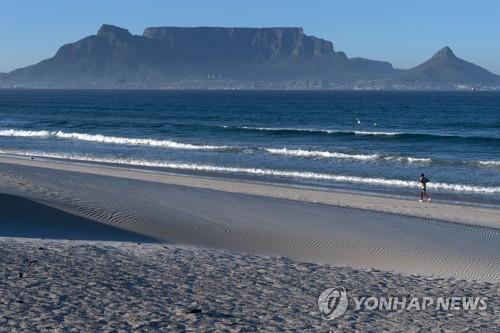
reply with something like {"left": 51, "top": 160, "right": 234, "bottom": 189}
{"left": 1, "top": 238, "right": 498, "bottom": 332}
{"left": 1, "top": 154, "right": 499, "bottom": 330}
{"left": 1, "top": 1, "right": 500, "bottom": 329}
{"left": 1, "top": 155, "right": 499, "bottom": 279}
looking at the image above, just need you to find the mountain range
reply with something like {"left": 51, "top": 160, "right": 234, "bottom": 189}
{"left": 1, "top": 24, "right": 499, "bottom": 90}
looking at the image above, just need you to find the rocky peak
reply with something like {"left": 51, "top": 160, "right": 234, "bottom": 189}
{"left": 432, "top": 46, "right": 457, "bottom": 59}
{"left": 97, "top": 24, "right": 132, "bottom": 43}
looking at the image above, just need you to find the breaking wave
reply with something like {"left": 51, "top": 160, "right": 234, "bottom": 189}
{"left": 0, "top": 128, "right": 492, "bottom": 167}
{"left": 265, "top": 148, "right": 380, "bottom": 161}
{"left": 265, "top": 148, "right": 431, "bottom": 163}
{"left": 221, "top": 126, "right": 500, "bottom": 141}
{"left": 383, "top": 156, "right": 432, "bottom": 163}
{"left": 479, "top": 160, "right": 500, "bottom": 167}
{"left": 0, "top": 129, "right": 230, "bottom": 150}
{"left": 2, "top": 149, "right": 499, "bottom": 194}
{"left": 222, "top": 126, "right": 400, "bottom": 136}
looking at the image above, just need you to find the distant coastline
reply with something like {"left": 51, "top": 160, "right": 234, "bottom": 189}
{"left": 1, "top": 86, "right": 499, "bottom": 91}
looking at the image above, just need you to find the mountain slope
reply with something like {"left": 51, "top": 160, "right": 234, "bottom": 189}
{"left": 1, "top": 26, "right": 498, "bottom": 89}
{"left": 4, "top": 25, "right": 160, "bottom": 88}
{"left": 1, "top": 24, "right": 395, "bottom": 88}
{"left": 400, "top": 47, "right": 500, "bottom": 85}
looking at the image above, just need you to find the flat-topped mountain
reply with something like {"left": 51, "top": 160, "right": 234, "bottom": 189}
{"left": 1, "top": 25, "right": 498, "bottom": 89}
{"left": 0, "top": 24, "right": 395, "bottom": 88}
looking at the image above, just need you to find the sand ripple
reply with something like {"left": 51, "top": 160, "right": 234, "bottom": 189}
{"left": 0, "top": 161, "right": 499, "bottom": 283}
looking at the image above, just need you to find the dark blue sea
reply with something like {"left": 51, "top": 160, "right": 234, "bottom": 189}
{"left": 1, "top": 90, "right": 499, "bottom": 200}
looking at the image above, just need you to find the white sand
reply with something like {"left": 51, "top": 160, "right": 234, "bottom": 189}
{"left": 0, "top": 238, "right": 498, "bottom": 332}
{"left": 0, "top": 155, "right": 499, "bottom": 282}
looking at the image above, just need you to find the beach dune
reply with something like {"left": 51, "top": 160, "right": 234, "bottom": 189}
{"left": 0, "top": 193, "right": 154, "bottom": 242}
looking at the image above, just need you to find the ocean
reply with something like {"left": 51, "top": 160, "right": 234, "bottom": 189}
{"left": 1, "top": 89, "right": 499, "bottom": 201}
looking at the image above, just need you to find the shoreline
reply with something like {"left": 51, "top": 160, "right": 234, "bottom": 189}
{"left": 0, "top": 150, "right": 499, "bottom": 200}
{"left": 1, "top": 154, "right": 499, "bottom": 282}
{"left": 0, "top": 154, "right": 499, "bottom": 228}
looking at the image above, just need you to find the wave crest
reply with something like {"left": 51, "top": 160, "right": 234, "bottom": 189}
{"left": 0, "top": 129, "right": 229, "bottom": 150}
{"left": 226, "top": 126, "right": 399, "bottom": 136}
{"left": 265, "top": 148, "right": 379, "bottom": 161}
{"left": 265, "top": 147, "right": 432, "bottom": 164}
{"left": 2, "top": 150, "right": 499, "bottom": 194}
{"left": 221, "top": 126, "right": 500, "bottom": 140}
{"left": 479, "top": 160, "right": 500, "bottom": 167}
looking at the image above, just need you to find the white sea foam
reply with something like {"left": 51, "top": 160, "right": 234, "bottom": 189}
{"left": 228, "top": 126, "right": 400, "bottom": 136}
{"left": 405, "top": 157, "right": 432, "bottom": 163}
{"left": 0, "top": 129, "right": 229, "bottom": 150}
{"left": 265, "top": 148, "right": 432, "bottom": 164}
{"left": 2, "top": 149, "right": 499, "bottom": 194}
{"left": 0, "top": 129, "right": 52, "bottom": 137}
{"left": 384, "top": 156, "right": 432, "bottom": 164}
{"left": 265, "top": 148, "right": 379, "bottom": 161}
{"left": 479, "top": 160, "right": 500, "bottom": 166}
{"left": 354, "top": 131, "right": 401, "bottom": 136}
{"left": 238, "top": 126, "right": 339, "bottom": 134}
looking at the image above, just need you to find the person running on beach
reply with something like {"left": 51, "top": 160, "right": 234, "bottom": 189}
{"left": 419, "top": 173, "right": 431, "bottom": 202}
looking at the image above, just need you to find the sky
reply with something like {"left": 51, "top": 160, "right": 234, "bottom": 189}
{"left": 1, "top": 0, "right": 499, "bottom": 73}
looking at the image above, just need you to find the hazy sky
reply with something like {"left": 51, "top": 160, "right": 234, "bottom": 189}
{"left": 1, "top": 0, "right": 499, "bottom": 73}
